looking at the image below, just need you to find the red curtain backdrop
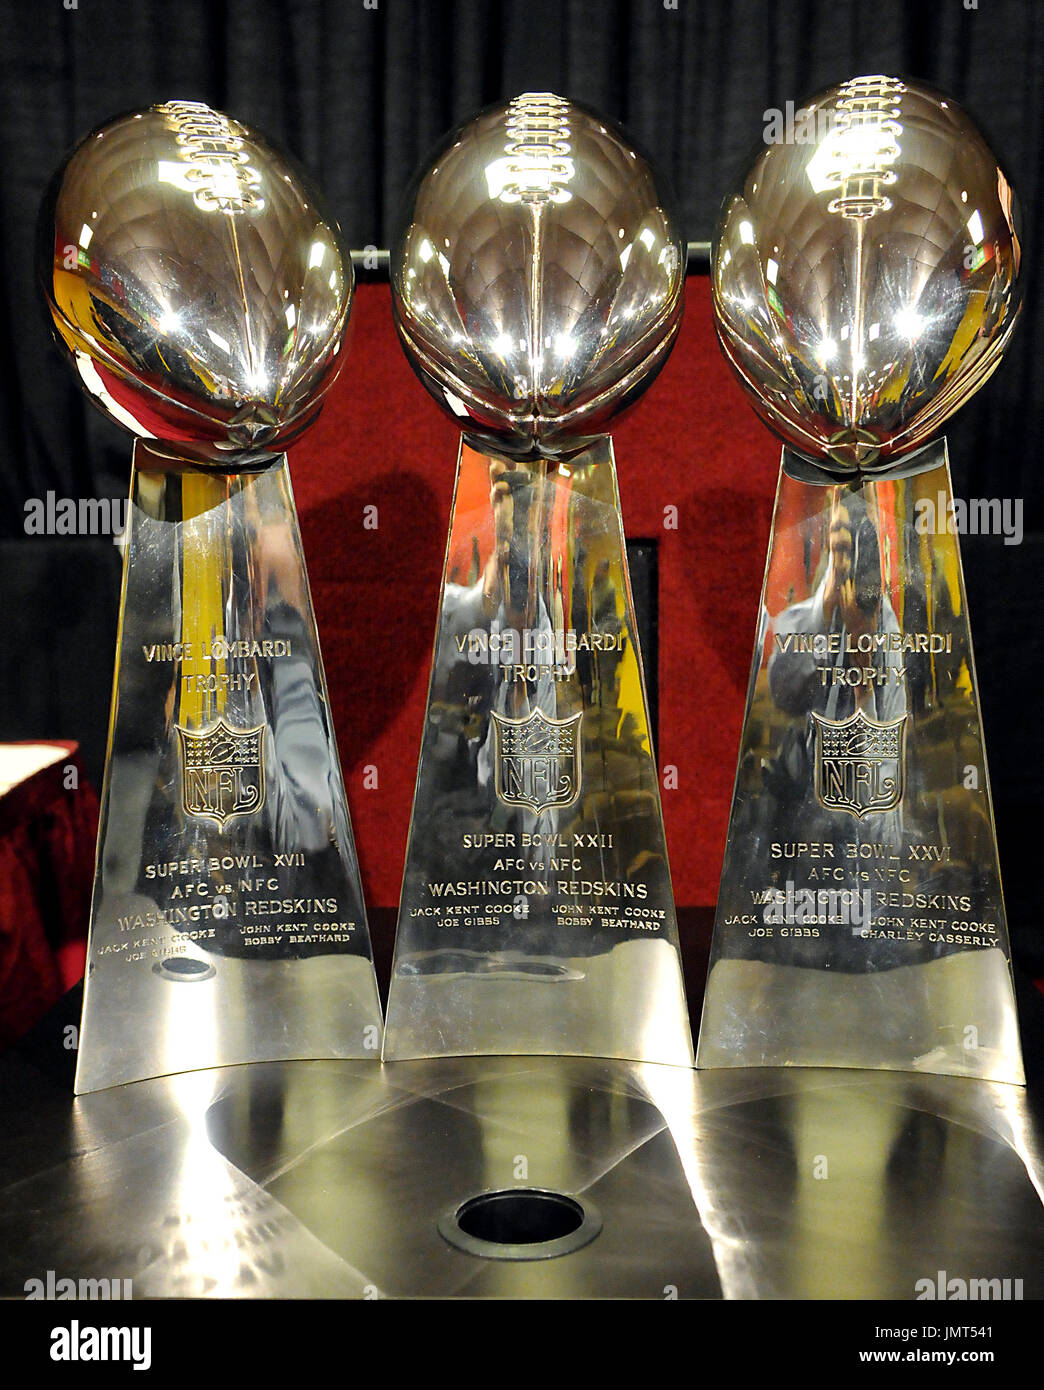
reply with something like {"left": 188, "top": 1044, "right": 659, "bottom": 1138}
{"left": 293, "top": 276, "right": 779, "bottom": 909}
{"left": 0, "top": 745, "right": 96, "bottom": 1047}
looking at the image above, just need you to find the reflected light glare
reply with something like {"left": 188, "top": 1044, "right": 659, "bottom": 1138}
{"left": 894, "top": 306, "right": 924, "bottom": 340}
{"left": 483, "top": 154, "right": 575, "bottom": 204}
{"left": 74, "top": 350, "right": 148, "bottom": 435}
{"left": 806, "top": 119, "right": 903, "bottom": 196}
{"left": 639, "top": 227, "right": 656, "bottom": 251}
{"left": 78, "top": 223, "right": 93, "bottom": 251}
{"left": 766, "top": 257, "right": 779, "bottom": 286}
{"left": 156, "top": 159, "right": 188, "bottom": 189}
{"left": 816, "top": 337, "right": 838, "bottom": 366}
{"left": 418, "top": 238, "right": 434, "bottom": 263}
{"left": 967, "top": 209, "right": 985, "bottom": 245}
{"left": 208, "top": 164, "right": 249, "bottom": 204}
{"left": 442, "top": 387, "right": 470, "bottom": 417}
{"left": 308, "top": 241, "right": 326, "bottom": 269}
{"left": 739, "top": 220, "right": 755, "bottom": 245}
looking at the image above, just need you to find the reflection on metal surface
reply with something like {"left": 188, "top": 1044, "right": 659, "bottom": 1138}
{"left": 700, "top": 77, "right": 1024, "bottom": 1085}
{"left": 1, "top": 1051, "right": 1041, "bottom": 1299}
{"left": 391, "top": 92, "right": 685, "bottom": 460}
{"left": 383, "top": 439, "right": 692, "bottom": 1064}
{"left": 712, "top": 76, "right": 1022, "bottom": 472}
{"left": 39, "top": 101, "right": 352, "bottom": 464}
{"left": 38, "top": 100, "right": 381, "bottom": 1091}
{"left": 62, "top": 1067, "right": 380, "bottom": 1298}
{"left": 74, "top": 447, "right": 382, "bottom": 1091}
{"left": 687, "top": 1066, "right": 1044, "bottom": 1299}
{"left": 385, "top": 93, "right": 692, "bottom": 1065}
{"left": 698, "top": 445, "right": 1023, "bottom": 1083}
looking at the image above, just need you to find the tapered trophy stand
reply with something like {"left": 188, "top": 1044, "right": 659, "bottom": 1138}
{"left": 697, "top": 441, "right": 1024, "bottom": 1084}
{"left": 75, "top": 442, "right": 383, "bottom": 1093}
{"left": 383, "top": 436, "right": 693, "bottom": 1065}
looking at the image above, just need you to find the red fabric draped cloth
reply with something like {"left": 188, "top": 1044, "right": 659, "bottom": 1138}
{"left": 0, "top": 744, "right": 97, "bottom": 1049}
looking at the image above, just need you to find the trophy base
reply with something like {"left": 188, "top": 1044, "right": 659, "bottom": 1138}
{"left": 74, "top": 444, "right": 383, "bottom": 1093}
{"left": 697, "top": 441, "right": 1024, "bottom": 1086}
{"left": 383, "top": 436, "right": 693, "bottom": 1066}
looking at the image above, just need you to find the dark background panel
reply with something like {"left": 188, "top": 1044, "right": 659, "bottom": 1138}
{"left": 2, "top": 0, "right": 1042, "bottom": 523}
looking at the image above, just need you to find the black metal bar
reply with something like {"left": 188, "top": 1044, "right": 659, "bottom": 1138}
{"left": 350, "top": 241, "right": 711, "bottom": 280}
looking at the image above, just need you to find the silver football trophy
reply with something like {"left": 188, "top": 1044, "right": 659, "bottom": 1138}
{"left": 697, "top": 76, "right": 1025, "bottom": 1084}
{"left": 382, "top": 93, "right": 694, "bottom": 1065}
{"left": 39, "top": 101, "right": 383, "bottom": 1091}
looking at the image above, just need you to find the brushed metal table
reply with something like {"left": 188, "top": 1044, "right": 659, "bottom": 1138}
{"left": 2, "top": 964, "right": 1042, "bottom": 1300}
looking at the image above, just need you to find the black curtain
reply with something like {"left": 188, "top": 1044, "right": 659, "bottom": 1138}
{"left": 2, "top": 0, "right": 1042, "bottom": 519}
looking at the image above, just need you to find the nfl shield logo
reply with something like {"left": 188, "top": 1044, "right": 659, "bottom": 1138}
{"left": 492, "top": 708, "right": 583, "bottom": 813}
{"left": 811, "top": 709, "right": 906, "bottom": 820}
{"left": 177, "top": 718, "right": 266, "bottom": 828}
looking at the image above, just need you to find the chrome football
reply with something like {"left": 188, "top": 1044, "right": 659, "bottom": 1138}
{"left": 39, "top": 101, "right": 352, "bottom": 463}
{"left": 392, "top": 92, "right": 685, "bottom": 458}
{"left": 712, "top": 76, "right": 1022, "bottom": 472}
